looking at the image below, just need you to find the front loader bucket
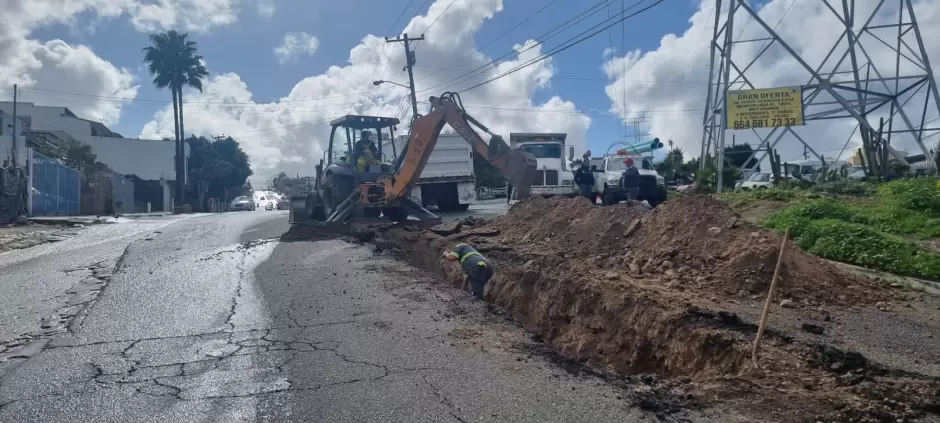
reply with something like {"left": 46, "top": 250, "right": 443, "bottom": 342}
{"left": 289, "top": 195, "right": 310, "bottom": 224}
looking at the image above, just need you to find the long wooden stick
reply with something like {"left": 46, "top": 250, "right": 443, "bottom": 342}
{"left": 752, "top": 227, "right": 791, "bottom": 369}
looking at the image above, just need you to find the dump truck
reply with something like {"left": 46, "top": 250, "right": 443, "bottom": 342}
{"left": 382, "top": 134, "right": 476, "bottom": 212}
{"left": 289, "top": 92, "right": 537, "bottom": 224}
{"left": 509, "top": 132, "right": 576, "bottom": 198}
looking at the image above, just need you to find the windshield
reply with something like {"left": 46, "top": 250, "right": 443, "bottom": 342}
{"left": 233, "top": 196, "right": 250, "bottom": 202}
{"left": 520, "top": 143, "right": 562, "bottom": 158}
{"left": 748, "top": 173, "right": 771, "bottom": 182}
{"left": 606, "top": 158, "right": 654, "bottom": 171}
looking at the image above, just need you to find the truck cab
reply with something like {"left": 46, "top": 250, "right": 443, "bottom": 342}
{"left": 509, "top": 133, "right": 576, "bottom": 198}
{"left": 592, "top": 154, "right": 667, "bottom": 207}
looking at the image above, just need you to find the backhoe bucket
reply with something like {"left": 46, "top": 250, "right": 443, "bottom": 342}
{"left": 502, "top": 148, "right": 537, "bottom": 200}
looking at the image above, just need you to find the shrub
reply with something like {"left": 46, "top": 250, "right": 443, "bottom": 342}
{"left": 811, "top": 180, "right": 875, "bottom": 197}
{"left": 764, "top": 218, "right": 940, "bottom": 280}
{"left": 876, "top": 178, "right": 940, "bottom": 214}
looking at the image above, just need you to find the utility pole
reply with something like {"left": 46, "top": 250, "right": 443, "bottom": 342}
{"left": 11, "top": 84, "right": 17, "bottom": 168}
{"left": 385, "top": 33, "right": 424, "bottom": 123}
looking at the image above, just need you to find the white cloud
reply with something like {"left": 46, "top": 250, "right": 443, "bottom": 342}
{"left": 129, "top": 0, "right": 239, "bottom": 33}
{"left": 141, "top": 0, "right": 592, "bottom": 186}
{"left": 0, "top": 0, "right": 248, "bottom": 129}
{"left": 257, "top": 0, "right": 276, "bottom": 18}
{"left": 605, "top": 0, "right": 940, "bottom": 166}
{"left": 274, "top": 32, "right": 320, "bottom": 64}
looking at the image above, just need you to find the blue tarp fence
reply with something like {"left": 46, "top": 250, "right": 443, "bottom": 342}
{"left": 31, "top": 150, "right": 80, "bottom": 216}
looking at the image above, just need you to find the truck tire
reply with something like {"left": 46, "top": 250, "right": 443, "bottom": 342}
{"left": 382, "top": 206, "right": 409, "bottom": 223}
{"left": 323, "top": 174, "right": 354, "bottom": 219}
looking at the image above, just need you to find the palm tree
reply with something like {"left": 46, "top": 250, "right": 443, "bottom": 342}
{"left": 142, "top": 30, "right": 209, "bottom": 205}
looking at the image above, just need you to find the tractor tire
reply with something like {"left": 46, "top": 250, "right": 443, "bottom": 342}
{"left": 382, "top": 206, "right": 409, "bottom": 223}
{"left": 322, "top": 174, "right": 354, "bottom": 219}
{"left": 305, "top": 192, "right": 326, "bottom": 221}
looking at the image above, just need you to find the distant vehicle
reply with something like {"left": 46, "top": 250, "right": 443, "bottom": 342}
{"left": 510, "top": 133, "right": 576, "bottom": 198}
{"left": 253, "top": 191, "right": 278, "bottom": 211}
{"left": 739, "top": 172, "right": 773, "bottom": 190}
{"left": 230, "top": 196, "right": 255, "bottom": 211}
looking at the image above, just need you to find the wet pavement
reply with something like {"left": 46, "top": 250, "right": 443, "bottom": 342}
{"left": 0, "top": 207, "right": 723, "bottom": 422}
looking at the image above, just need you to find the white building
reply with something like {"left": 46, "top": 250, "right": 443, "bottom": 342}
{"left": 0, "top": 102, "right": 189, "bottom": 212}
{"left": 0, "top": 109, "right": 28, "bottom": 167}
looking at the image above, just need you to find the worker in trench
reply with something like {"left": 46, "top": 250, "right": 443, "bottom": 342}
{"left": 354, "top": 130, "right": 380, "bottom": 172}
{"left": 444, "top": 243, "right": 494, "bottom": 301}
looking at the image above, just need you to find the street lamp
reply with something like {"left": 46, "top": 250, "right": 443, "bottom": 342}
{"left": 372, "top": 80, "right": 409, "bottom": 89}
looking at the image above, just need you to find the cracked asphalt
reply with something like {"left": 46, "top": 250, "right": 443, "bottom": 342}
{"left": 0, "top": 210, "right": 721, "bottom": 422}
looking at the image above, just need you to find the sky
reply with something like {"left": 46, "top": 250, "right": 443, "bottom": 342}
{"left": 2, "top": 0, "right": 940, "bottom": 187}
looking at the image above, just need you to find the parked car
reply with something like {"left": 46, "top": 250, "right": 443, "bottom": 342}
{"left": 230, "top": 196, "right": 255, "bottom": 211}
{"left": 264, "top": 202, "right": 274, "bottom": 211}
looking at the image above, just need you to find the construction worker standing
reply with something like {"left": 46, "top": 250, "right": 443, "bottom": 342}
{"left": 444, "top": 243, "right": 493, "bottom": 300}
{"left": 620, "top": 157, "right": 640, "bottom": 201}
{"left": 573, "top": 161, "right": 595, "bottom": 200}
{"left": 354, "top": 131, "right": 379, "bottom": 172}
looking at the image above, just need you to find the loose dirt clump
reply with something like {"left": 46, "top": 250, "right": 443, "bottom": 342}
{"left": 381, "top": 193, "right": 937, "bottom": 422}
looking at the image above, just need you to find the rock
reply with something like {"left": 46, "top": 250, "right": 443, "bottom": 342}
{"left": 875, "top": 301, "right": 890, "bottom": 311}
{"left": 802, "top": 323, "right": 825, "bottom": 335}
{"left": 707, "top": 226, "right": 722, "bottom": 235}
{"left": 889, "top": 282, "right": 903, "bottom": 288}
{"left": 664, "top": 269, "right": 676, "bottom": 278}
{"left": 629, "top": 262, "right": 641, "bottom": 274}
{"left": 660, "top": 260, "right": 674, "bottom": 269}
{"left": 605, "top": 272, "right": 619, "bottom": 281}
{"left": 780, "top": 299, "right": 796, "bottom": 308}
{"left": 726, "top": 216, "right": 740, "bottom": 229}
{"left": 623, "top": 219, "right": 642, "bottom": 237}
{"left": 430, "top": 221, "right": 462, "bottom": 236}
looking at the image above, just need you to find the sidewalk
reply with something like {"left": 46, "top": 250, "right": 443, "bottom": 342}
{"left": 26, "top": 212, "right": 171, "bottom": 226}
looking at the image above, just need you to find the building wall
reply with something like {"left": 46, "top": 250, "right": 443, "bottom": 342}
{"left": 0, "top": 102, "right": 91, "bottom": 135}
{"left": 70, "top": 133, "right": 190, "bottom": 183}
{"left": 0, "top": 110, "right": 28, "bottom": 166}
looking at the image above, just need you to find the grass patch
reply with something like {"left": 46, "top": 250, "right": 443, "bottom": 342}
{"left": 759, "top": 178, "right": 940, "bottom": 279}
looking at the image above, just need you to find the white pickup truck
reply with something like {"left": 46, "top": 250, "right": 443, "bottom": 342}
{"left": 590, "top": 154, "right": 667, "bottom": 207}
{"left": 384, "top": 134, "right": 476, "bottom": 212}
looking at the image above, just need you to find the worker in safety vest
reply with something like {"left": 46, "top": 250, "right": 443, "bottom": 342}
{"left": 354, "top": 131, "right": 379, "bottom": 172}
{"left": 444, "top": 243, "right": 493, "bottom": 300}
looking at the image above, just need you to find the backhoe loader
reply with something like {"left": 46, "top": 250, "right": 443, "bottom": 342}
{"left": 289, "top": 92, "right": 538, "bottom": 224}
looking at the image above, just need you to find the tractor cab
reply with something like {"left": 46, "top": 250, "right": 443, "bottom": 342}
{"left": 323, "top": 114, "right": 401, "bottom": 181}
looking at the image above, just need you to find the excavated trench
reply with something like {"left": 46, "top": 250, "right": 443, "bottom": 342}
{"left": 284, "top": 194, "right": 940, "bottom": 422}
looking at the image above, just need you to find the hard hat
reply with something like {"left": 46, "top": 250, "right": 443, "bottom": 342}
{"left": 624, "top": 157, "right": 634, "bottom": 165}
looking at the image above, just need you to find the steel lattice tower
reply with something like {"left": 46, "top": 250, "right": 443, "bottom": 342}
{"left": 701, "top": 0, "right": 940, "bottom": 191}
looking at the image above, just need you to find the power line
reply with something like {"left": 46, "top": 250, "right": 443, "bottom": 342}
{"left": 459, "top": 0, "right": 664, "bottom": 94}
{"left": 412, "top": 0, "right": 620, "bottom": 97}
{"left": 413, "top": 0, "right": 559, "bottom": 84}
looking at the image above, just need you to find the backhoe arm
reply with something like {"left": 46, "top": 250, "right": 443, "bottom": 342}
{"left": 381, "top": 92, "right": 537, "bottom": 202}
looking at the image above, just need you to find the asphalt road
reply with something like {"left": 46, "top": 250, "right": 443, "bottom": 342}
{"left": 0, "top": 208, "right": 721, "bottom": 422}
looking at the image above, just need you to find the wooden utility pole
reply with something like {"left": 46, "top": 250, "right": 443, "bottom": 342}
{"left": 385, "top": 33, "right": 424, "bottom": 123}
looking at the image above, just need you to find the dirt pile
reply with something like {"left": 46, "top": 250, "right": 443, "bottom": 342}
{"left": 484, "top": 193, "right": 888, "bottom": 307}
{"left": 382, "top": 193, "right": 935, "bottom": 422}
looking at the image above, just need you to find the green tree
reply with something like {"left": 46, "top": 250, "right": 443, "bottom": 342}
{"left": 186, "top": 135, "right": 253, "bottom": 210}
{"left": 142, "top": 30, "right": 209, "bottom": 205}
